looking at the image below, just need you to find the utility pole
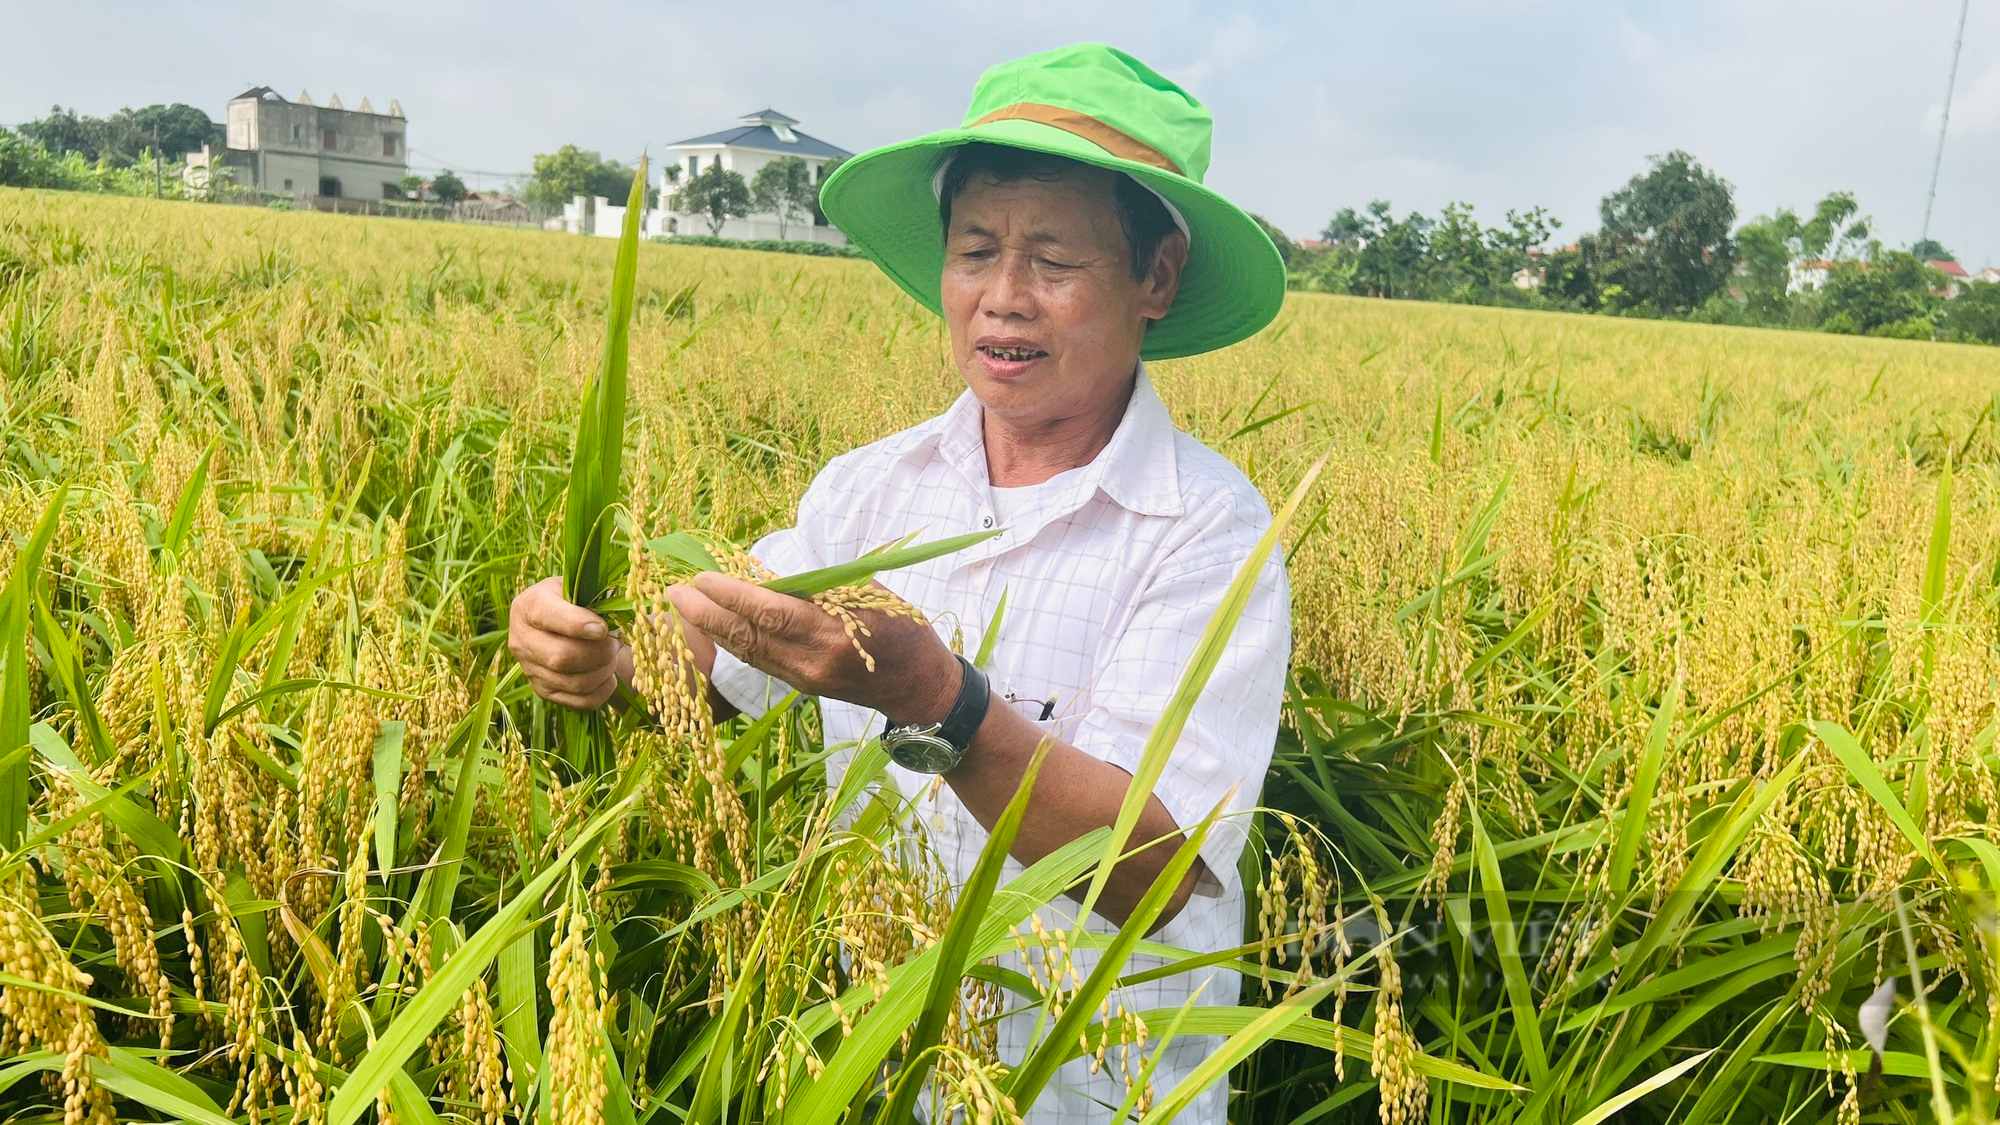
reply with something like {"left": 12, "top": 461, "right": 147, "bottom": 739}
{"left": 153, "top": 123, "right": 161, "bottom": 200}
{"left": 1922, "top": 0, "right": 1971, "bottom": 244}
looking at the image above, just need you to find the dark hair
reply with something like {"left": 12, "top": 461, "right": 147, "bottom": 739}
{"left": 937, "top": 142, "right": 1178, "bottom": 281}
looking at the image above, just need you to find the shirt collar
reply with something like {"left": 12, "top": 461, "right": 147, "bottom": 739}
{"left": 931, "top": 362, "right": 1184, "bottom": 519}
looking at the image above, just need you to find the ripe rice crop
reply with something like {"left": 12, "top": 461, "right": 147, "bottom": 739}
{"left": 1, "top": 186, "right": 1997, "bottom": 1123}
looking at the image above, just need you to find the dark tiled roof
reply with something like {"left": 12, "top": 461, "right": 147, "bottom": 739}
{"left": 668, "top": 124, "right": 852, "bottom": 160}
{"left": 233, "top": 86, "right": 283, "bottom": 102}
{"left": 744, "top": 108, "right": 798, "bottom": 125}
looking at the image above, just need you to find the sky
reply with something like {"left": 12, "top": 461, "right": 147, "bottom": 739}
{"left": 4, "top": 0, "right": 1997, "bottom": 267}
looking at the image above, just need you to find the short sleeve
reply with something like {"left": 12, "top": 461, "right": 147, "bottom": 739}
{"left": 707, "top": 471, "right": 838, "bottom": 718}
{"left": 1072, "top": 512, "right": 1291, "bottom": 899}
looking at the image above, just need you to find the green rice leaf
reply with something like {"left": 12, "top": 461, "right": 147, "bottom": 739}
{"left": 323, "top": 794, "right": 637, "bottom": 1125}
{"left": 98, "top": 1047, "right": 236, "bottom": 1125}
{"left": 159, "top": 439, "right": 215, "bottom": 558}
{"left": 1569, "top": 1049, "right": 1716, "bottom": 1125}
{"left": 371, "top": 721, "right": 408, "bottom": 877}
{"left": 561, "top": 157, "right": 649, "bottom": 612}
{"left": 1072, "top": 452, "right": 1325, "bottom": 927}
{"left": 1007, "top": 804, "right": 1222, "bottom": 1107}
{"left": 1817, "top": 720, "right": 1943, "bottom": 871}
{"left": 2, "top": 486, "right": 66, "bottom": 849}
{"left": 644, "top": 530, "right": 723, "bottom": 575}
{"left": 1136, "top": 978, "right": 1342, "bottom": 1124}
{"left": 646, "top": 528, "right": 1001, "bottom": 597}
{"left": 1609, "top": 678, "right": 1679, "bottom": 899}
{"left": 880, "top": 739, "right": 1052, "bottom": 1121}
{"left": 763, "top": 528, "right": 999, "bottom": 596}
{"left": 1468, "top": 796, "right": 1549, "bottom": 1083}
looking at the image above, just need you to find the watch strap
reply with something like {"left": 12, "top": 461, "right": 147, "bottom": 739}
{"left": 934, "top": 655, "right": 991, "bottom": 751}
{"left": 886, "top": 655, "right": 990, "bottom": 753}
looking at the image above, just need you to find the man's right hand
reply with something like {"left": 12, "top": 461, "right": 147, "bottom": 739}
{"left": 508, "top": 576, "right": 628, "bottom": 710}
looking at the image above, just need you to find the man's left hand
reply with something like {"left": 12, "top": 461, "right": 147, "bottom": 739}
{"left": 664, "top": 573, "right": 961, "bottom": 726}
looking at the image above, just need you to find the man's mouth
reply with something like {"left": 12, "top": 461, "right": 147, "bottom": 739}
{"left": 979, "top": 345, "right": 1047, "bottom": 362}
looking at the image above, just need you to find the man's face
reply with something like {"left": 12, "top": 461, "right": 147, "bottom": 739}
{"left": 939, "top": 165, "right": 1182, "bottom": 430}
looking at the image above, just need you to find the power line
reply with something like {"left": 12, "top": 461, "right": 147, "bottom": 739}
{"left": 1921, "top": 0, "right": 1971, "bottom": 244}
{"left": 405, "top": 148, "right": 532, "bottom": 186}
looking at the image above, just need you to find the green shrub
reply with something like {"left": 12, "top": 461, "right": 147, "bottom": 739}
{"left": 1868, "top": 315, "right": 1936, "bottom": 341}
{"left": 1941, "top": 281, "right": 2000, "bottom": 345}
{"left": 655, "top": 233, "right": 865, "bottom": 258}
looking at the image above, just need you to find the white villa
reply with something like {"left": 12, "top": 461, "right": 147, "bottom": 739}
{"left": 666, "top": 109, "right": 854, "bottom": 245}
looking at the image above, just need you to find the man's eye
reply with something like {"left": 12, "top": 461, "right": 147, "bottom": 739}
{"left": 1039, "top": 258, "right": 1077, "bottom": 270}
{"left": 955, "top": 248, "right": 995, "bottom": 261}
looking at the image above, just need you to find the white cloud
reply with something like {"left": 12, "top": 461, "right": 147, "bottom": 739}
{"left": 3, "top": 0, "right": 1997, "bottom": 264}
{"left": 1942, "top": 59, "right": 2000, "bottom": 135}
{"left": 1164, "top": 13, "right": 1285, "bottom": 89}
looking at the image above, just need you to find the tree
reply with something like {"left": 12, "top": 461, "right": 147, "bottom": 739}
{"left": 1911, "top": 238, "right": 1954, "bottom": 262}
{"left": 1941, "top": 280, "right": 2000, "bottom": 344}
{"left": 750, "top": 156, "right": 815, "bottom": 240}
{"left": 1734, "top": 216, "right": 1794, "bottom": 322}
{"left": 1249, "top": 213, "right": 1295, "bottom": 266}
{"left": 128, "top": 104, "right": 220, "bottom": 160}
{"left": 1320, "top": 207, "right": 1370, "bottom": 249}
{"left": 18, "top": 103, "right": 216, "bottom": 166}
{"left": 676, "top": 162, "right": 751, "bottom": 236}
{"left": 524, "top": 145, "right": 636, "bottom": 208}
{"left": 1598, "top": 150, "right": 1737, "bottom": 315}
{"left": 809, "top": 156, "right": 843, "bottom": 227}
{"left": 1344, "top": 200, "right": 1435, "bottom": 300}
{"left": 399, "top": 174, "right": 427, "bottom": 200}
{"left": 430, "top": 169, "right": 468, "bottom": 204}
{"left": 1304, "top": 200, "right": 1557, "bottom": 304}
{"left": 19, "top": 107, "right": 97, "bottom": 161}
{"left": 1800, "top": 192, "right": 1869, "bottom": 262}
{"left": 1818, "top": 252, "right": 1942, "bottom": 336}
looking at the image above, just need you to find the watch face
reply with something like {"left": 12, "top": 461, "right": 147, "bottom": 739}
{"left": 886, "top": 730, "right": 963, "bottom": 774}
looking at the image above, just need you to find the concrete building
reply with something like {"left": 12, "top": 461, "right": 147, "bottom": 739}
{"left": 1926, "top": 258, "right": 1971, "bottom": 299}
{"left": 1788, "top": 259, "right": 1836, "bottom": 294}
{"left": 189, "top": 86, "right": 409, "bottom": 202}
{"left": 665, "top": 109, "right": 852, "bottom": 244}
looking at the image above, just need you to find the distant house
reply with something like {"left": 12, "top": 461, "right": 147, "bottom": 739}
{"left": 1977, "top": 266, "right": 2000, "bottom": 285}
{"left": 1926, "top": 258, "right": 1971, "bottom": 298}
{"left": 1787, "top": 256, "right": 1981, "bottom": 299}
{"left": 666, "top": 109, "right": 853, "bottom": 244}
{"left": 1788, "top": 260, "right": 1836, "bottom": 294}
{"left": 186, "top": 87, "right": 410, "bottom": 204}
{"left": 455, "top": 195, "right": 536, "bottom": 226}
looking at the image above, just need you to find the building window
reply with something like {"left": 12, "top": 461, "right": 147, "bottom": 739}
{"left": 383, "top": 183, "right": 400, "bottom": 200}
{"left": 383, "top": 135, "right": 399, "bottom": 157}
{"left": 292, "top": 123, "right": 302, "bottom": 143}
{"left": 282, "top": 178, "right": 294, "bottom": 191}
{"left": 688, "top": 156, "right": 699, "bottom": 177}
{"left": 319, "top": 176, "right": 341, "bottom": 198}
{"left": 322, "top": 128, "right": 336, "bottom": 149}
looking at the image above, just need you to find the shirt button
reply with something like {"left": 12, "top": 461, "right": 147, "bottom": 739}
{"left": 980, "top": 515, "right": 993, "bottom": 528}
{"left": 929, "top": 813, "right": 948, "bottom": 832}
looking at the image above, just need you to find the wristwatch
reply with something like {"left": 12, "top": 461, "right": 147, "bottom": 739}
{"left": 882, "top": 655, "right": 991, "bottom": 774}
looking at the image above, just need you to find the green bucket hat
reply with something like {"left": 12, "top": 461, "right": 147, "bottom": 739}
{"left": 819, "top": 43, "right": 1286, "bottom": 361}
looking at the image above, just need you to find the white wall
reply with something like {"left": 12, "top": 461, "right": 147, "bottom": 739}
{"left": 671, "top": 214, "right": 847, "bottom": 246}
{"left": 564, "top": 196, "right": 672, "bottom": 239}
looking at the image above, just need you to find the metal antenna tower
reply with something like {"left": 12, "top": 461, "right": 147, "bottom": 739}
{"left": 1922, "top": 0, "right": 1972, "bottom": 243}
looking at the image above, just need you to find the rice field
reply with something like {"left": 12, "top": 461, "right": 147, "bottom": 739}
{"left": 2, "top": 187, "right": 1999, "bottom": 1123}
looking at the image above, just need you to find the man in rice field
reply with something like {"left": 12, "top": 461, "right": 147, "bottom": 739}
{"left": 511, "top": 43, "right": 1289, "bottom": 1122}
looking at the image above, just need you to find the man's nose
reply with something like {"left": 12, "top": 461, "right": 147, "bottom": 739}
{"left": 980, "top": 253, "right": 1037, "bottom": 320}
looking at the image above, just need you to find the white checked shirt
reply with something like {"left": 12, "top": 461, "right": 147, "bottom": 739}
{"left": 711, "top": 365, "right": 1291, "bottom": 1124}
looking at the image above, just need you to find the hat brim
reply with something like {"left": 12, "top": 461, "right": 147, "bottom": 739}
{"left": 819, "top": 118, "right": 1286, "bottom": 361}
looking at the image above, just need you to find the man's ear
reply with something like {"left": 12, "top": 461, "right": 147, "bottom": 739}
{"left": 1140, "top": 229, "right": 1189, "bottom": 322}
